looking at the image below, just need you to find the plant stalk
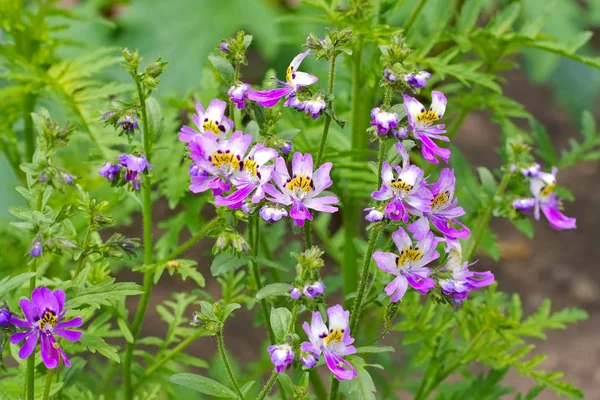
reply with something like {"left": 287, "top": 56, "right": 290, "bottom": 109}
{"left": 315, "top": 54, "right": 337, "bottom": 167}
{"left": 42, "top": 368, "right": 54, "bottom": 400}
{"left": 73, "top": 218, "right": 93, "bottom": 277}
{"left": 404, "top": 0, "right": 429, "bottom": 35}
{"left": 217, "top": 330, "right": 245, "bottom": 400}
{"left": 23, "top": 93, "right": 37, "bottom": 162}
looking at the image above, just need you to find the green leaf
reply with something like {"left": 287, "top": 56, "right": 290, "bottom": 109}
{"left": 256, "top": 283, "right": 291, "bottom": 300}
{"left": 77, "top": 333, "right": 121, "bottom": 363}
{"left": 355, "top": 346, "right": 395, "bottom": 354}
{"left": 210, "top": 253, "right": 248, "bottom": 276}
{"left": 487, "top": 3, "right": 521, "bottom": 37}
{"left": 456, "top": 0, "right": 487, "bottom": 34}
{"left": 68, "top": 280, "right": 144, "bottom": 309}
{"left": 346, "top": 356, "right": 376, "bottom": 400}
{"left": 220, "top": 303, "right": 241, "bottom": 322}
{"left": 270, "top": 307, "right": 291, "bottom": 341}
{"left": 145, "top": 96, "right": 163, "bottom": 143}
{"left": 531, "top": 119, "right": 558, "bottom": 165}
{"left": 208, "top": 54, "right": 235, "bottom": 84}
{"left": 477, "top": 167, "right": 497, "bottom": 194}
{"left": 117, "top": 318, "right": 134, "bottom": 344}
{"left": 241, "top": 381, "right": 255, "bottom": 397}
{"left": 0, "top": 272, "right": 35, "bottom": 298}
{"left": 169, "top": 373, "right": 237, "bottom": 398}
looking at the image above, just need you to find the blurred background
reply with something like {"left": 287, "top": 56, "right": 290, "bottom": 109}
{"left": 1, "top": 0, "right": 600, "bottom": 398}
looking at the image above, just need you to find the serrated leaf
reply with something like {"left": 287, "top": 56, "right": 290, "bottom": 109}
{"left": 77, "top": 333, "right": 121, "bottom": 363}
{"left": 117, "top": 318, "right": 134, "bottom": 343}
{"left": 170, "top": 373, "right": 237, "bottom": 398}
{"left": 256, "top": 283, "right": 291, "bottom": 300}
{"left": 211, "top": 253, "right": 248, "bottom": 276}
{"left": 68, "top": 281, "right": 144, "bottom": 309}
{"left": 0, "top": 272, "right": 35, "bottom": 298}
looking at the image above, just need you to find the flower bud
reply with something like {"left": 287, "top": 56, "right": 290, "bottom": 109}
{"left": 268, "top": 344, "right": 294, "bottom": 373}
{"left": 303, "top": 281, "right": 326, "bottom": 299}
{"left": 30, "top": 237, "right": 42, "bottom": 258}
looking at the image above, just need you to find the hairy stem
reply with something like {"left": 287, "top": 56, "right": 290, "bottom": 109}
{"left": 73, "top": 218, "right": 93, "bottom": 277}
{"left": 310, "top": 370, "right": 328, "bottom": 399}
{"left": 158, "top": 218, "right": 220, "bottom": 265}
{"left": 257, "top": 370, "right": 278, "bottom": 400}
{"left": 463, "top": 168, "right": 512, "bottom": 261}
{"left": 404, "top": 0, "right": 429, "bottom": 34}
{"left": 42, "top": 368, "right": 54, "bottom": 400}
{"left": 123, "top": 80, "right": 154, "bottom": 400}
{"left": 23, "top": 93, "right": 37, "bottom": 162}
{"left": 303, "top": 222, "right": 312, "bottom": 250}
{"left": 217, "top": 330, "right": 245, "bottom": 399}
{"left": 349, "top": 226, "right": 380, "bottom": 332}
{"left": 376, "top": 139, "right": 386, "bottom": 189}
{"left": 315, "top": 54, "right": 337, "bottom": 167}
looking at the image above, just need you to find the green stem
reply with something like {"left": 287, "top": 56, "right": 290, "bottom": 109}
{"left": 217, "top": 330, "right": 245, "bottom": 400}
{"left": 133, "top": 329, "right": 204, "bottom": 391}
{"left": 23, "top": 93, "right": 37, "bottom": 162}
{"left": 463, "top": 169, "right": 512, "bottom": 261}
{"left": 73, "top": 218, "right": 93, "bottom": 277}
{"left": 303, "top": 223, "right": 312, "bottom": 249}
{"left": 42, "top": 368, "right": 54, "bottom": 400}
{"left": 310, "top": 371, "right": 328, "bottom": 400}
{"left": 404, "top": 0, "right": 429, "bottom": 35}
{"left": 230, "top": 65, "right": 240, "bottom": 122}
{"left": 257, "top": 371, "right": 278, "bottom": 400}
{"left": 123, "top": 81, "right": 155, "bottom": 400}
{"left": 328, "top": 379, "right": 340, "bottom": 400}
{"left": 376, "top": 139, "right": 386, "bottom": 189}
{"left": 315, "top": 54, "right": 337, "bottom": 167}
{"left": 158, "top": 218, "right": 220, "bottom": 265}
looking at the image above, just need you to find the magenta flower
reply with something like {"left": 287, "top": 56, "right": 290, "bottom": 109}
{"left": 373, "top": 227, "right": 439, "bottom": 302}
{"left": 513, "top": 165, "right": 576, "bottom": 230}
{"left": 404, "top": 71, "right": 431, "bottom": 88}
{"left": 301, "top": 305, "right": 357, "bottom": 381}
{"left": 289, "top": 286, "right": 302, "bottom": 300}
{"left": 408, "top": 167, "right": 470, "bottom": 240}
{"left": 119, "top": 154, "right": 152, "bottom": 182}
{"left": 438, "top": 240, "right": 494, "bottom": 305}
{"left": 0, "top": 307, "right": 11, "bottom": 328}
{"left": 179, "top": 99, "right": 234, "bottom": 143}
{"left": 286, "top": 94, "right": 326, "bottom": 119}
{"left": 188, "top": 131, "right": 252, "bottom": 196}
{"left": 10, "top": 287, "right": 82, "bottom": 369}
{"left": 371, "top": 144, "right": 432, "bottom": 222}
{"left": 268, "top": 344, "right": 294, "bottom": 373}
{"left": 264, "top": 152, "right": 338, "bottom": 227}
{"left": 403, "top": 91, "right": 450, "bottom": 164}
{"left": 215, "top": 143, "right": 278, "bottom": 208}
{"left": 303, "top": 281, "right": 326, "bottom": 299}
{"left": 228, "top": 83, "right": 251, "bottom": 109}
{"left": 370, "top": 107, "right": 399, "bottom": 135}
{"left": 248, "top": 50, "right": 318, "bottom": 108}
{"left": 98, "top": 162, "right": 121, "bottom": 181}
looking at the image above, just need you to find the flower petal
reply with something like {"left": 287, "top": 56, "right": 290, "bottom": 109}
{"left": 19, "top": 298, "right": 40, "bottom": 324}
{"left": 373, "top": 251, "right": 399, "bottom": 275}
{"left": 17, "top": 330, "right": 39, "bottom": 360}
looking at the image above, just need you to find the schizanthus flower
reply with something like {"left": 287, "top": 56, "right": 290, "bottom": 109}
{"left": 383, "top": 68, "right": 397, "bottom": 82}
{"left": 301, "top": 305, "right": 357, "bottom": 381}
{"left": 260, "top": 204, "right": 289, "bottom": 223}
{"left": 10, "top": 287, "right": 82, "bottom": 369}
{"left": 370, "top": 108, "right": 399, "bottom": 135}
{"left": 289, "top": 286, "right": 302, "bottom": 300}
{"left": 513, "top": 165, "right": 576, "bottom": 230}
{"left": 268, "top": 344, "right": 294, "bottom": 373}
{"left": 286, "top": 94, "right": 327, "bottom": 119}
{"left": 373, "top": 227, "right": 439, "bottom": 302}
{"left": 403, "top": 91, "right": 450, "bottom": 164}
{"left": 98, "top": 162, "right": 121, "bottom": 181}
{"left": 0, "top": 307, "right": 11, "bottom": 328}
{"left": 409, "top": 167, "right": 469, "bottom": 240}
{"left": 438, "top": 240, "right": 494, "bottom": 305}
{"left": 264, "top": 152, "right": 339, "bottom": 227}
{"left": 29, "top": 236, "right": 43, "bottom": 258}
{"left": 220, "top": 41, "right": 229, "bottom": 53}
{"left": 179, "top": 99, "right": 234, "bottom": 143}
{"left": 228, "top": 83, "right": 251, "bottom": 109}
{"left": 303, "top": 281, "right": 326, "bottom": 299}
{"left": 404, "top": 71, "right": 430, "bottom": 88}
{"left": 118, "top": 115, "right": 138, "bottom": 132}
{"left": 248, "top": 50, "right": 318, "bottom": 108}
{"left": 119, "top": 154, "right": 152, "bottom": 190}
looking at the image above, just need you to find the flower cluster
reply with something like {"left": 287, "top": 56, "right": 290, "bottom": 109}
{"left": 99, "top": 154, "right": 152, "bottom": 190}
{"left": 289, "top": 281, "right": 326, "bottom": 299}
{"left": 513, "top": 164, "right": 576, "bottom": 230}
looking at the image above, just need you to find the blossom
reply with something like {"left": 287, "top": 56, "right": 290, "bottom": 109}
{"left": 289, "top": 287, "right": 302, "bottom": 300}
{"left": 383, "top": 68, "right": 397, "bottom": 82}
{"left": 29, "top": 236, "right": 42, "bottom": 258}
{"left": 215, "top": 143, "right": 278, "bottom": 208}
{"left": 403, "top": 91, "right": 450, "bottom": 164}
{"left": 303, "top": 281, "right": 326, "bottom": 299}
{"left": 10, "top": 287, "right": 82, "bottom": 369}
{"left": 268, "top": 344, "right": 294, "bottom": 373}
{"left": 188, "top": 131, "right": 252, "bottom": 196}
{"left": 248, "top": 50, "right": 318, "bottom": 108}
{"left": 288, "top": 94, "right": 326, "bottom": 119}
{"left": 228, "top": 83, "right": 251, "bottom": 109}
{"left": 118, "top": 115, "right": 138, "bottom": 132}
{"left": 98, "top": 162, "right": 121, "bottom": 181}
{"left": 264, "top": 152, "right": 339, "bottom": 227}
{"left": 119, "top": 154, "right": 152, "bottom": 183}
{"left": 179, "top": 99, "right": 234, "bottom": 143}
{"left": 513, "top": 165, "right": 576, "bottom": 230}
{"left": 277, "top": 141, "right": 293, "bottom": 155}
{"left": 0, "top": 307, "right": 11, "bottom": 328}
{"left": 404, "top": 71, "right": 431, "bottom": 88}
{"left": 373, "top": 227, "right": 439, "bottom": 302}
{"left": 301, "top": 305, "right": 357, "bottom": 380}
{"left": 408, "top": 167, "right": 470, "bottom": 240}
{"left": 439, "top": 240, "right": 494, "bottom": 305}
{"left": 260, "top": 204, "right": 289, "bottom": 223}
{"left": 364, "top": 207, "right": 385, "bottom": 222}
{"left": 371, "top": 144, "right": 432, "bottom": 222}
{"left": 220, "top": 41, "right": 229, "bottom": 53}
{"left": 370, "top": 107, "right": 399, "bottom": 135}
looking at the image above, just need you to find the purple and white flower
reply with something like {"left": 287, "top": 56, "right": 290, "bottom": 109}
{"left": 118, "top": 115, "right": 138, "bottom": 132}
{"left": 264, "top": 152, "right": 339, "bottom": 227}
{"left": 301, "top": 305, "right": 357, "bottom": 381}
{"left": 188, "top": 131, "right": 252, "bottom": 196}
{"left": 179, "top": 99, "right": 234, "bottom": 143}
{"left": 403, "top": 91, "right": 450, "bottom": 164}
{"left": 119, "top": 154, "right": 152, "bottom": 185}
{"left": 290, "top": 286, "right": 302, "bottom": 300}
{"left": 383, "top": 68, "right": 397, "bottom": 82}
{"left": 248, "top": 50, "right": 318, "bottom": 108}
{"left": 408, "top": 167, "right": 470, "bottom": 240}
{"left": 289, "top": 94, "right": 327, "bottom": 119}
{"left": 228, "top": 83, "right": 251, "bottom": 109}
{"left": 373, "top": 227, "right": 439, "bottom": 302}
{"left": 370, "top": 108, "right": 399, "bottom": 135}
{"left": 260, "top": 204, "right": 289, "bottom": 223}
{"left": 98, "top": 162, "right": 121, "bottom": 181}
{"left": 220, "top": 41, "right": 229, "bottom": 53}
{"left": 364, "top": 207, "right": 385, "bottom": 222}
{"left": 404, "top": 71, "right": 431, "bottom": 88}
{"left": 303, "top": 281, "right": 326, "bottom": 299}
{"left": 268, "top": 344, "right": 294, "bottom": 373}
{"left": 439, "top": 240, "right": 494, "bottom": 305}
{"left": 371, "top": 144, "right": 432, "bottom": 222}
{"left": 29, "top": 236, "right": 43, "bottom": 258}
{"left": 513, "top": 165, "right": 576, "bottom": 230}
{"left": 10, "top": 287, "right": 82, "bottom": 369}
{"left": 215, "top": 143, "right": 278, "bottom": 208}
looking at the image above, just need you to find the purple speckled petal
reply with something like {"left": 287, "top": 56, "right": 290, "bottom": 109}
{"left": 324, "top": 351, "right": 357, "bottom": 381}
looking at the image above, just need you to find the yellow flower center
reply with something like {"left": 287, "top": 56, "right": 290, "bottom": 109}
{"left": 417, "top": 109, "right": 439, "bottom": 125}
{"left": 540, "top": 183, "right": 555, "bottom": 197}
{"left": 286, "top": 176, "right": 312, "bottom": 192}
{"left": 432, "top": 191, "right": 450, "bottom": 208}
{"left": 243, "top": 159, "right": 258, "bottom": 177}
{"left": 391, "top": 179, "right": 412, "bottom": 192}
{"left": 397, "top": 248, "right": 423, "bottom": 266}
{"left": 39, "top": 310, "right": 57, "bottom": 331}
{"left": 211, "top": 152, "right": 240, "bottom": 170}
{"left": 286, "top": 66, "right": 294, "bottom": 83}
{"left": 203, "top": 119, "right": 221, "bottom": 135}
{"left": 324, "top": 329, "right": 343, "bottom": 345}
